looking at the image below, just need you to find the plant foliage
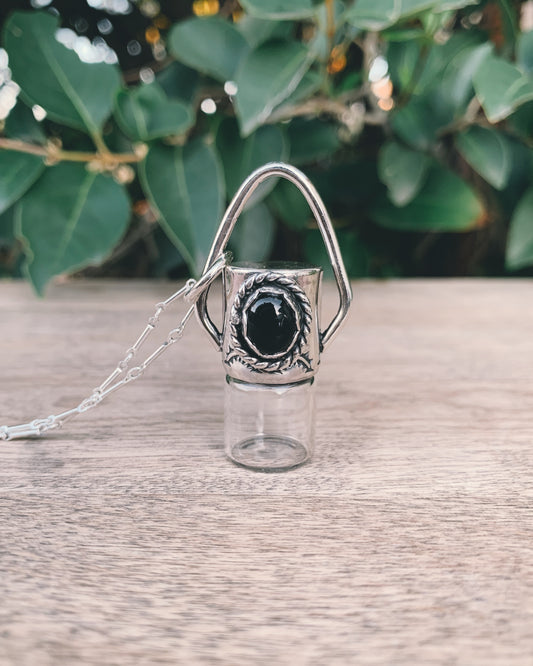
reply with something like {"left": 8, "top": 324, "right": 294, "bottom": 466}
{"left": 1, "top": 1, "right": 533, "bottom": 293}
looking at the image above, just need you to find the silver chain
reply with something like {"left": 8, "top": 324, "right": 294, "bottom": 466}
{"left": 0, "top": 253, "right": 229, "bottom": 442}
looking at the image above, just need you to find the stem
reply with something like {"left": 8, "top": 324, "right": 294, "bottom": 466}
{"left": 0, "top": 137, "right": 144, "bottom": 165}
{"left": 268, "top": 92, "right": 363, "bottom": 123}
{"left": 320, "top": 0, "right": 336, "bottom": 94}
{"left": 0, "top": 138, "right": 46, "bottom": 157}
{"left": 437, "top": 98, "right": 482, "bottom": 137}
{"left": 325, "top": 0, "right": 336, "bottom": 56}
{"left": 77, "top": 219, "right": 155, "bottom": 274}
{"left": 219, "top": 0, "right": 239, "bottom": 19}
{"left": 90, "top": 130, "right": 111, "bottom": 156}
{"left": 497, "top": 0, "right": 518, "bottom": 59}
{"left": 267, "top": 90, "right": 385, "bottom": 133}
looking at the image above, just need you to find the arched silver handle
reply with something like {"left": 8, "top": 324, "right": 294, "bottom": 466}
{"left": 196, "top": 162, "right": 352, "bottom": 350}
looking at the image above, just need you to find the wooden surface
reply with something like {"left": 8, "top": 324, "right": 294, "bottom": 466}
{"left": 0, "top": 279, "right": 532, "bottom": 666}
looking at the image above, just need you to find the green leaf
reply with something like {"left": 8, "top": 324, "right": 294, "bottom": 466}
{"left": 304, "top": 229, "right": 370, "bottom": 278}
{"left": 3, "top": 12, "right": 121, "bottom": 137}
{"left": 420, "top": 7, "right": 454, "bottom": 35}
{"left": 455, "top": 126, "right": 513, "bottom": 190}
{"left": 139, "top": 140, "right": 225, "bottom": 275}
{"left": 387, "top": 40, "right": 424, "bottom": 91}
{"left": 334, "top": 70, "right": 363, "bottom": 95}
{"left": 235, "top": 40, "right": 313, "bottom": 136}
{"left": 288, "top": 118, "right": 340, "bottom": 165}
{"left": 15, "top": 164, "right": 130, "bottom": 295}
{"left": 239, "top": 0, "right": 321, "bottom": 20}
{"left": 388, "top": 37, "right": 487, "bottom": 152}
{"left": 156, "top": 61, "right": 200, "bottom": 104}
{"left": 506, "top": 187, "right": 533, "bottom": 270}
{"left": 168, "top": 16, "right": 249, "bottom": 83}
{"left": 378, "top": 141, "right": 430, "bottom": 206}
{"left": 387, "top": 34, "right": 490, "bottom": 113}
{"left": 517, "top": 30, "right": 533, "bottom": 75}
{"left": 391, "top": 98, "right": 444, "bottom": 150}
{"left": 346, "top": 0, "right": 478, "bottom": 30}
{"left": 382, "top": 27, "right": 426, "bottom": 41}
{"left": 0, "top": 207, "right": 15, "bottom": 243}
{"left": 150, "top": 228, "right": 185, "bottom": 277}
{"left": 372, "top": 164, "right": 484, "bottom": 231}
{"left": 508, "top": 101, "right": 533, "bottom": 139}
{"left": 473, "top": 54, "right": 533, "bottom": 123}
{"left": 114, "top": 82, "right": 193, "bottom": 142}
{"left": 310, "top": 159, "right": 381, "bottom": 213}
{"left": 5, "top": 101, "right": 46, "bottom": 144}
{"left": 490, "top": 139, "right": 531, "bottom": 215}
{"left": 268, "top": 178, "right": 311, "bottom": 230}
{"left": 439, "top": 42, "right": 492, "bottom": 113}
{"left": 237, "top": 16, "right": 293, "bottom": 48}
{"left": 270, "top": 69, "right": 322, "bottom": 116}
{"left": 216, "top": 118, "right": 288, "bottom": 206}
{"left": 230, "top": 201, "right": 275, "bottom": 262}
{"left": 0, "top": 150, "right": 45, "bottom": 215}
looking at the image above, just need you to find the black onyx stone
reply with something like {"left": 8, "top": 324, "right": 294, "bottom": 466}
{"left": 245, "top": 293, "right": 298, "bottom": 357}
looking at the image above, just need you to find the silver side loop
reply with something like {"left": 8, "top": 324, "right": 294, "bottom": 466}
{"left": 196, "top": 162, "right": 352, "bottom": 350}
{"left": 184, "top": 251, "right": 231, "bottom": 304}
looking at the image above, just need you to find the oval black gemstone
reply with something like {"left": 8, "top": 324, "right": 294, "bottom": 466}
{"left": 245, "top": 293, "right": 298, "bottom": 357}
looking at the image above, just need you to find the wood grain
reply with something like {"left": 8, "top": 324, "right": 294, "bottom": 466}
{"left": 0, "top": 279, "right": 532, "bottom": 665}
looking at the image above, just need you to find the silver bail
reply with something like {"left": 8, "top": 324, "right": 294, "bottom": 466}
{"left": 196, "top": 162, "right": 352, "bottom": 383}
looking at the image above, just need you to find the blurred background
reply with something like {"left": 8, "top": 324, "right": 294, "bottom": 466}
{"left": 0, "top": 0, "right": 532, "bottom": 294}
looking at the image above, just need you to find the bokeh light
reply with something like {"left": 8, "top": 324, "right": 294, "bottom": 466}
{"left": 224, "top": 81, "right": 238, "bottom": 96}
{"left": 56, "top": 27, "right": 118, "bottom": 64}
{"left": 200, "top": 98, "right": 217, "bottom": 114}
{"left": 86, "top": 0, "right": 133, "bottom": 14}
{"left": 0, "top": 48, "right": 19, "bottom": 121}
{"left": 192, "top": 0, "right": 219, "bottom": 17}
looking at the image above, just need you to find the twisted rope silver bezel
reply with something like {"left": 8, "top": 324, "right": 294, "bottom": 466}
{"left": 227, "top": 272, "right": 313, "bottom": 374}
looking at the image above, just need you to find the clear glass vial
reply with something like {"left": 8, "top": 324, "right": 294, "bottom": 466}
{"left": 225, "top": 377, "right": 315, "bottom": 471}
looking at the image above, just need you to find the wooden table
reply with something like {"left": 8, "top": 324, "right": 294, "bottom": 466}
{"left": 1, "top": 279, "right": 532, "bottom": 665}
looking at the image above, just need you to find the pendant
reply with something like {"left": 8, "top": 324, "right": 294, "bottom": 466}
{"left": 196, "top": 162, "right": 352, "bottom": 472}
